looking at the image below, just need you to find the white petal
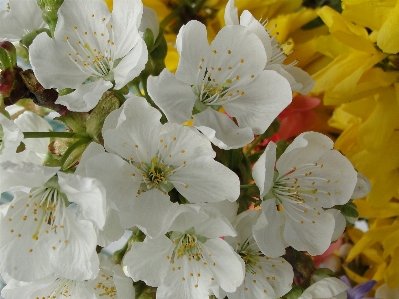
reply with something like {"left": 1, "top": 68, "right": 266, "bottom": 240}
{"left": 205, "top": 25, "right": 266, "bottom": 89}
{"left": 139, "top": 7, "right": 159, "bottom": 40}
{"left": 102, "top": 96, "right": 162, "bottom": 162}
{"left": 168, "top": 204, "right": 208, "bottom": 234}
{"left": 124, "top": 235, "right": 173, "bottom": 286}
{"left": 148, "top": 69, "right": 197, "bottom": 123}
{"left": 50, "top": 209, "right": 99, "bottom": 280}
{"left": 277, "top": 132, "right": 333, "bottom": 169}
{"left": 110, "top": 0, "right": 143, "bottom": 58}
{"left": 172, "top": 156, "right": 239, "bottom": 203}
{"left": 96, "top": 207, "right": 125, "bottom": 247}
{"left": 29, "top": 33, "right": 89, "bottom": 89}
{"left": 253, "top": 200, "right": 287, "bottom": 258}
{"left": 0, "top": 193, "right": 53, "bottom": 281}
{"left": 113, "top": 37, "right": 147, "bottom": 89}
{"left": 57, "top": 172, "right": 107, "bottom": 229}
{"left": 224, "top": 0, "right": 239, "bottom": 25}
{"left": 203, "top": 238, "right": 245, "bottom": 292}
{"left": 281, "top": 65, "right": 315, "bottom": 94}
{"left": 85, "top": 152, "right": 140, "bottom": 211}
{"left": 75, "top": 142, "right": 105, "bottom": 176}
{"left": 282, "top": 200, "right": 335, "bottom": 256}
{"left": 121, "top": 189, "right": 175, "bottom": 238}
{"left": 194, "top": 108, "right": 254, "bottom": 149}
{"left": 193, "top": 205, "right": 237, "bottom": 239}
{"left": 0, "top": 114, "right": 24, "bottom": 163}
{"left": 0, "top": 0, "right": 45, "bottom": 41}
{"left": 375, "top": 284, "right": 399, "bottom": 299}
{"left": 0, "top": 162, "right": 59, "bottom": 193}
{"left": 240, "top": 10, "right": 273, "bottom": 60}
{"left": 175, "top": 20, "right": 209, "bottom": 85}
{"left": 351, "top": 172, "right": 371, "bottom": 199}
{"left": 298, "top": 277, "right": 348, "bottom": 299}
{"left": 252, "top": 142, "right": 277, "bottom": 198}
{"left": 113, "top": 265, "right": 136, "bottom": 299}
{"left": 14, "top": 112, "right": 52, "bottom": 163}
{"left": 159, "top": 122, "right": 215, "bottom": 166}
{"left": 223, "top": 70, "right": 292, "bottom": 134}
{"left": 55, "top": 79, "right": 113, "bottom": 112}
{"left": 326, "top": 209, "right": 346, "bottom": 242}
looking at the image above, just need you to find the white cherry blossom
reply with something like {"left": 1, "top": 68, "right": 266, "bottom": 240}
{"left": 123, "top": 204, "right": 245, "bottom": 299}
{"left": 298, "top": 277, "right": 348, "bottom": 299}
{"left": 83, "top": 96, "right": 240, "bottom": 238}
{"left": 0, "top": 0, "right": 46, "bottom": 42}
{"left": 29, "top": 0, "right": 148, "bottom": 112}
{"left": 224, "top": 0, "right": 314, "bottom": 94}
{"left": 252, "top": 132, "right": 357, "bottom": 257}
{"left": 0, "top": 162, "right": 106, "bottom": 281}
{"left": 221, "top": 210, "right": 294, "bottom": 299}
{"left": 148, "top": 20, "right": 292, "bottom": 149}
{"left": 1, "top": 254, "right": 135, "bottom": 299}
{"left": 0, "top": 111, "right": 52, "bottom": 164}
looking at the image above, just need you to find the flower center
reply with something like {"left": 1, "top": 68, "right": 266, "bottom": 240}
{"left": 64, "top": 22, "right": 116, "bottom": 79}
{"left": 137, "top": 157, "right": 174, "bottom": 193}
{"left": 237, "top": 241, "right": 260, "bottom": 273}
{"left": 170, "top": 230, "right": 207, "bottom": 261}
{"left": 93, "top": 269, "right": 118, "bottom": 298}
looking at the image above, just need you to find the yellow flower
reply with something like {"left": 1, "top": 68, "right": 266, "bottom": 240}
{"left": 311, "top": 6, "right": 387, "bottom": 105}
{"left": 342, "top": 0, "right": 399, "bottom": 54}
{"left": 104, "top": 0, "right": 112, "bottom": 10}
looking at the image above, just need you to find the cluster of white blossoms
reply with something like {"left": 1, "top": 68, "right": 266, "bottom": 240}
{"left": 0, "top": 0, "right": 370, "bottom": 298}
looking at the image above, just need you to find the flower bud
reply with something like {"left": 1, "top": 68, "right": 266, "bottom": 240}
{"left": 37, "top": 0, "right": 64, "bottom": 34}
{"left": 0, "top": 41, "right": 17, "bottom": 71}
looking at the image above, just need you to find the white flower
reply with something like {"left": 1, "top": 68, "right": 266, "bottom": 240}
{"left": 0, "top": 162, "right": 106, "bottom": 281}
{"left": 0, "top": 0, "right": 46, "bottom": 42}
{"left": 224, "top": 0, "right": 314, "bottom": 94}
{"left": 298, "top": 277, "right": 348, "bottom": 299}
{"left": 123, "top": 204, "right": 245, "bottom": 299}
{"left": 252, "top": 132, "right": 357, "bottom": 257}
{"left": 29, "top": 0, "right": 148, "bottom": 112}
{"left": 375, "top": 284, "right": 399, "bottom": 299}
{"left": 221, "top": 210, "right": 294, "bottom": 299}
{"left": 0, "top": 111, "right": 52, "bottom": 164}
{"left": 1, "top": 254, "right": 135, "bottom": 299}
{"left": 148, "top": 20, "right": 292, "bottom": 149}
{"left": 83, "top": 96, "right": 240, "bottom": 238}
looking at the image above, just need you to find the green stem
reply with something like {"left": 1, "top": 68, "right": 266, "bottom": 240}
{"left": 244, "top": 134, "right": 264, "bottom": 155}
{"left": 140, "top": 75, "right": 155, "bottom": 107}
{"left": 23, "top": 132, "right": 85, "bottom": 139}
{"left": 159, "top": 6, "right": 185, "bottom": 30}
{"left": 240, "top": 184, "right": 254, "bottom": 190}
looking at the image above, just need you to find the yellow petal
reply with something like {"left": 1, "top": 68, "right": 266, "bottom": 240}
{"left": 343, "top": 264, "right": 372, "bottom": 284}
{"left": 354, "top": 199, "right": 399, "bottom": 218}
{"left": 342, "top": 0, "right": 392, "bottom": 31}
{"left": 385, "top": 247, "right": 399, "bottom": 288}
{"left": 358, "top": 87, "right": 399, "bottom": 150}
{"left": 377, "top": 1, "right": 399, "bottom": 53}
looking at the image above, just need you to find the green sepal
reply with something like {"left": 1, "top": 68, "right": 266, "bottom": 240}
{"left": 143, "top": 28, "right": 155, "bottom": 51}
{"left": 340, "top": 201, "right": 359, "bottom": 219}
{"left": 55, "top": 112, "right": 88, "bottom": 134}
{"left": 276, "top": 139, "right": 290, "bottom": 159}
{"left": 0, "top": 41, "right": 16, "bottom": 70}
{"left": 59, "top": 138, "right": 91, "bottom": 170}
{"left": 86, "top": 91, "right": 120, "bottom": 143}
{"left": 284, "top": 284, "right": 304, "bottom": 299}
